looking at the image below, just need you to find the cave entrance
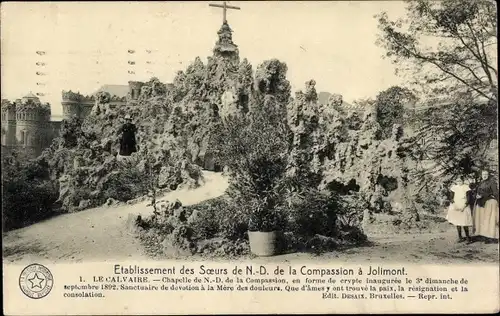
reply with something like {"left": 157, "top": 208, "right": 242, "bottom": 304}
{"left": 326, "top": 179, "right": 360, "bottom": 195}
{"left": 203, "top": 153, "right": 222, "bottom": 172}
{"left": 376, "top": 175, "right": 398, "bottom": 192}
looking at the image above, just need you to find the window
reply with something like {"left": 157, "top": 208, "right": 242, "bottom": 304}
{"left": 20, "top": 131, "right": 25, "bottom": 145}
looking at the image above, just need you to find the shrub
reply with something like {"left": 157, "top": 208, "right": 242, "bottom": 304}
{"left": 101, "top": 167, "right": 148, "bottom": 202}
{"left": 211, "top": 99, "right": 291, "bottom": 232}
{"left": 187, "top": 196, "right": 250, "bottom": 240}
{"left": 374, "top": 86, "right": 417, "bottom": 139}
{"left": 337, "top": 193, "right": 369, "bottom": 229}
{"left": 247, "top": 197, "right": 288, "bottom": 233}
{"left": 2, "top": 154, "right": 59, "bottom": 231}
{"left": 285, "top": 189, "right": 339, "bottom": 238}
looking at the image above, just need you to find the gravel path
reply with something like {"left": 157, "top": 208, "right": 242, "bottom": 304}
{"left": 3, "top": 171, "right": 229, "bottom": 263}
{"left": 3, "top": 171, "right": 498, "bottom": 264}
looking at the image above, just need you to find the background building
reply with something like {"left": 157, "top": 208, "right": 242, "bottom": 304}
{"left": 61, "top": 84, "right": 130, "bottom": 120}
{"left": 1, "top": 93, "right": 60, "bottom": 157}
{"left": 1, "top": 82, "right": 142, "bottom": 158}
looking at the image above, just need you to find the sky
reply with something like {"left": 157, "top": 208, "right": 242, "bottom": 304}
{"left": 1, "top": 1, "right": 407, "bottom": 117}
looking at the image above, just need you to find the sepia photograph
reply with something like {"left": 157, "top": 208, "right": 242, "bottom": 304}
{"left": 1, "top": 1, "right": 498, "bottom": 314}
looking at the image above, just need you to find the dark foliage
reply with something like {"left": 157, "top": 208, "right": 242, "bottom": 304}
{"left": 374, "top": 86, "right": 417, "bottom": 139}
{"left": 2, "top": 153, "right": 59, "bottom": 231}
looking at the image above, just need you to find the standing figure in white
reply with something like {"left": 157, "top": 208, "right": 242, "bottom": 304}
{"left": 446, "top": 176, "right": 474, "bottom": 244}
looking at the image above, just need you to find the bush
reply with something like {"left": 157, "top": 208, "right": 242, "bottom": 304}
{"left": 211, "top": 99, "right": 291, "bottom": 232}
{"left": 101, "top": 168, "right": 149, "bottom": 202}
{"left": 187, "top": 196, "right": 250, "bottom": 241}
{"left": 285, "top": 189, "right": 339, "bottom": 238}
{"left": 2, "top": 154, "right": 59, "bottom": 231}
{"left": 337, "top": 193, "right": 369, "bottom": 228}
{"left": 374, "top": 86, "right": 416, "bottom": 139}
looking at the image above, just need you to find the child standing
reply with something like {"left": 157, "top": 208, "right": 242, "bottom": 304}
{"left": 446, "top": 177, "right": 474, "bottom": 244}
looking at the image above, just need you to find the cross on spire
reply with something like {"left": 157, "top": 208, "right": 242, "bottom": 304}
{"left": 209, "top": 1, "right": 240, "bottom": 24}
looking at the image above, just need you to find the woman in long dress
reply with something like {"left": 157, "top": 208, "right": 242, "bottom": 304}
{"left": 118, "top": 114, "right": 137, "bottom": 157}
{"left": 473, "top": 170, "right": 499, "bottom": 244}
{"left": 446, "top": 177, "right": 474, "bottom": 243}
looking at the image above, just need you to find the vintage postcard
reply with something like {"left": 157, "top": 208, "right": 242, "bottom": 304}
{"left": 2, "top": 1, "right": 499, "bottom": 314}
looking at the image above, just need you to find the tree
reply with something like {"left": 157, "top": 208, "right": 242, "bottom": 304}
{"left": 410, "top": 95, "right": 497, "bottom": 181}
{"left": 2, "top": 152, "right": 58, "bottom": 231}
{"left": 376, "top": 0, "right": 497, "bottom": 101}
{"left": 374, "top": 86, "right": 417, "bottom": 139}
{"left": 376, "top": 0, "right": 498, "bottom": 181}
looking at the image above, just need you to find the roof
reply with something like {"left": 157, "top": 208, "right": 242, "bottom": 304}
{"left": 23, "top": 92, "right": 39, "bottom": 99}
{"left": 94, "top": 85, "right": 129, "bottom": 98}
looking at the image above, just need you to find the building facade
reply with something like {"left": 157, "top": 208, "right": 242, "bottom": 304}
{"left": 1, "top": 83, "right": 141, "bottom": 158}
{"left": 1, "top": 93, "right": 60, "bottom": 157}
{"left": 61, "top": 84, "right": 133, "bottom": 120}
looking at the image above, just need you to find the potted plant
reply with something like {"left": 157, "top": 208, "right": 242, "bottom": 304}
{"left": 247, "top": 197, "right": 287, "bottom": 256}
{"left": 211, "top": 102, "right": 291, "bottom": 257}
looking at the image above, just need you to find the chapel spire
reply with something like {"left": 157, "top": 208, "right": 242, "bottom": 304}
{"left": 209, "top": 2, "right": 241, "bottom": 61}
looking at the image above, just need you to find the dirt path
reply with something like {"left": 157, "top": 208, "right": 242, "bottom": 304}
{"left": 3, "top": 171, "right": 498, "bottom": 265}
{"left": 257, "top": 230, "right": 499, "bottom": 264}
{"left": 3, "top": 171, "right": 229, "bottom": 264}
{"left": 157, "top": 229, "right": 498, "bottom": 265}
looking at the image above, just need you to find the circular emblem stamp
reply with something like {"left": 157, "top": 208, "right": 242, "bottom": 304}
{"left": 19, "top": 263, "right": 54, "bottom": 299}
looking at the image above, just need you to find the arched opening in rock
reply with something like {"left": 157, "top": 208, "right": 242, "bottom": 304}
{"left": 376, "top": 175, "right": 398, "bottom": 192}
{"left": 211, "top": 104, "right": 219, "bottom": 117}
{"left": 257, "top": 80, "right": 267, "bottom": 94}
{"left": 213, "top": 163, "right": 222, "bottom": 172}
{"left": 457, "top": 155, "right": 475, "bottom": 175}
{"left": 202, "top": 152, "right": 222, "bottom": 172}
{"left": 325, "top": 143, "right": 335, "bottom": 160}
{"left": 326, "top": 179, "right": 360, "bottom": 195}
{"left": 238, "top": 93, "right": 249, "bottom": 113}
{"left": 310, "top": 115, "right": 319, "bottom": 127}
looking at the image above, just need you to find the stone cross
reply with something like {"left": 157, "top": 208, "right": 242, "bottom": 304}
{"left": 209, "top": 1, "right": 240, "bottom": 24}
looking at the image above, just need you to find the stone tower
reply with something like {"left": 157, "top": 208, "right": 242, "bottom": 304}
{"left": 61, "top": 91, "right": 95, "bottom": 120}
{"left": 13, "top": 93, "right": 52, "bottom": 157}
{"left": 213, "top": 21, "right": 240, "bottom": 63}
{"left": 128, "top": 81, "right": 145, "bottom": 101}
{"left": 1, "top": 99, "right": 17, "bottom": 148}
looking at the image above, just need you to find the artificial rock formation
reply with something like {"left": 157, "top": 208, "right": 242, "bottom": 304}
{"left": 40, "top": 83, "right": 204, "bottom": 212}
{"left": 287, "top": 81, "right": 415, "bottom": 214}
{"left": 39, "top": 19, "right": 269, "bottom": 211}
